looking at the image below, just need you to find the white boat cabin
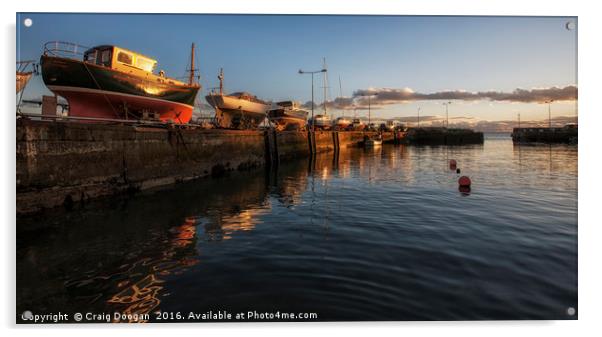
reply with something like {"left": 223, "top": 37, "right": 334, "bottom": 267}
{"left": 276, "top": 100, "right": 302, "bottom": 110}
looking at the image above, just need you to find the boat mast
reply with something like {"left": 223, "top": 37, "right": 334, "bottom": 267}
{"left": 322, "top": 57, "right": 329, "bottom": 116}
{"left": 218, "top": 68, "right": 224, "bottom": 95}
{"left": 188, "top": 43, "right": 196, "bottom": 85}
{"left": 338, "top": 75, "right": 343, "bottom": 119}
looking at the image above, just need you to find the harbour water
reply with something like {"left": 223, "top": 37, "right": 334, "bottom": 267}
{"left": 16, "top": 133, "right": 577, "bottom": 321}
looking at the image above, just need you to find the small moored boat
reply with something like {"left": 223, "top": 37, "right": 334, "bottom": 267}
{"left": 364, "top": 134, "right": 383, "bottom": 147}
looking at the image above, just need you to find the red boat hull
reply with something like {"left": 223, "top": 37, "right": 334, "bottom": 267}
{"left": 48, "top": 85, "right": 193, "bottom": 123}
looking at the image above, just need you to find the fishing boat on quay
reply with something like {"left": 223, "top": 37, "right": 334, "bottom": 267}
{"left": 205, "top": 68, "right": 270, "bottom": 129}
{"left": 349, "top": 117, "right": 366, "bottom": 131}
{"left": 333, "top": 116, "right": 352, "bottom": 130}
{"left": 310, "top": 114, "right": 332, "bottom": 130}
{"left": 267, "top": 100, "right": 308, "bottom": 131}
{"left": 40, "top": 41, "right": 200, "bottom": 124}
{"left": 17, "top": 60, "right": 35, "bottom": 94}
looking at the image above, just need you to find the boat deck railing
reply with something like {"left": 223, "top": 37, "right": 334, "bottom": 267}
{"left": 43, "top": 41, "right": 90, "bottom": 59}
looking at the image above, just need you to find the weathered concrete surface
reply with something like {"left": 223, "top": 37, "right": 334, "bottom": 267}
{"left": 314, "top": 131, "right": 336, "bottom": 153}
{"left": 17, "top": 119, "right": 265, "bottom": 214}
{"left": 511, "top": 127, "right": 578, "bottom": 144}
{"left": 405, "top": 128, "right": 484, "bottom": 145}
{"left": 275, "top": 131, "right": 311, "bottom": 160}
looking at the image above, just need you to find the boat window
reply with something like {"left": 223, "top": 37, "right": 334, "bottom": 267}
{"left": 136, "top": 57, "right": 155, "bottom": 72}
{"left": 117, "top": 51, "right": 133, "bottom": 65}
{"left": 101, "top": 50, "right": 111, "bottom": 66}
{"left": 85, "top": 51, "right": 97, "bottom": 64}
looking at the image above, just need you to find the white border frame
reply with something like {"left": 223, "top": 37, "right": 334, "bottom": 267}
{"left": 3, "top": 1, "right": 601, "bottom": 336}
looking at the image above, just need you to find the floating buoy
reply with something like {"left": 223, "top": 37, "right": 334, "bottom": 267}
{"left": 456, "top": 168, "right": 461, "bottom": 174}
{"left": 458, "top": 176, "right": 471, "bottom": 187}
{"left": 458, "top": 185, "right": 471, "bottom": 195}
{"left": 449, "top": 159, "right": 457, "bottom": 169}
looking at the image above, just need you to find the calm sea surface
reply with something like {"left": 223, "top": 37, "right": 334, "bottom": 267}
{"left": 16, "top": 133, "right": 578, "bottom": 321}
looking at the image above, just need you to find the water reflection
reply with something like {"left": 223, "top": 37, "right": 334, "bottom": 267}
{"left": 106, "top": 218, "right": 199, "bottom": 322}
{"left": 513, "top": 142, "right": 578, "bottom": 177}
{"left": 17, "top": 135, "right": 578, "bottom": 321}
{"left": 17, "top": 168, "right": 274, "bottom": 321}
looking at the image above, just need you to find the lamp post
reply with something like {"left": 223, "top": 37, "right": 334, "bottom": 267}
{"left": 442, "top": 101, "right": 452, "bottom": 128}
{"left": 299, "top": 68, "right": 327, "bottom": 132}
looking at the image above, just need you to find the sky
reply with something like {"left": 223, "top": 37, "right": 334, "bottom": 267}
{"left": 16, "top": 13, "right": 577, "bottom": 129}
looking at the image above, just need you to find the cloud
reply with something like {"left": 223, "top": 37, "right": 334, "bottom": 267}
{"left": 389, "top": 115, "right": 440, "bottom": 123}
{"left": 351, "top": 85, "right": 577, "bottom": 106}
{"left": 294, "top": 85, "right": 576, "bottom": 114}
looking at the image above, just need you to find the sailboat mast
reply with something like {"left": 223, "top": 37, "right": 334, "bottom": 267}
{"left": 322, "top": 57, "right": 328, "bottom": 115}
{"left": 188, "top": 43, "right": 195, "bottom": 85}
{"left": 338, "top": 75, "right": 343, "bottom": 118}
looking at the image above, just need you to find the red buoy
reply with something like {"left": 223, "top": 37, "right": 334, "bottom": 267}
{"left": 458, "top": 185, "right": 471, "bottom": 195}
{"left": 449, "top": 159, "right": 457, "bottom": 169}
{"left": 458, "top": 176, "right": 471, "bottom": 187}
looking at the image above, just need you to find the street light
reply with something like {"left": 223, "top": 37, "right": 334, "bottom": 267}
{"left": 299, "top": 68, "right": 327, "bottom": 131}
{"left": 442, "top": 101, "right": 452, "bottom": 128}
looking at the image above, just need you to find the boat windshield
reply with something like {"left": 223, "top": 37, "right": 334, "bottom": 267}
{"left": 277, "top": 101, "right": 294, "bottom": 107}
{"left": 85, "top": 47, "right": 113, "bottom": 67}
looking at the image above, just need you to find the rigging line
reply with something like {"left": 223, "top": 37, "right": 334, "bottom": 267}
{"left": 81, "top": 61, "right": 124, "bottom": 119}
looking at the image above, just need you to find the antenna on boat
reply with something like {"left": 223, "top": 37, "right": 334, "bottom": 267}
{"left": 218, "top": 68, "right": 224, "bottom": 95}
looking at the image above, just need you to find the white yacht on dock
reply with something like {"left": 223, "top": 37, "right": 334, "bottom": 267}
{"left": 205, "top": 68, "right": 270, "bottom": 129}
{"left": 311, "top": 114, "right": 332, "bottom": 130}
{"left": 267, "top": 100, "right": 309, "bottom": 131}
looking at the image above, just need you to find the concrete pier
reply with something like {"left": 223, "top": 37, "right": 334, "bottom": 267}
{"left": 16, "top": 119, "right": 388, "bottom": 214}
{"left": 16, "top": 119, "right": 486, "bottom": 214}
{"left": 512, "top": 126, "right": 578, "bottom": 144}
{"left": 404, "top": 127, "right": 484, "bottom": 145}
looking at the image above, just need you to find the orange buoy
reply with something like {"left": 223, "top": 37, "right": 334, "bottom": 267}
{"left": 449, "top": 159, "right": 457, "bottom": 169}
{"left": 458, "top": 176, "right": 471, "bottom": 187}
